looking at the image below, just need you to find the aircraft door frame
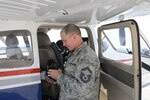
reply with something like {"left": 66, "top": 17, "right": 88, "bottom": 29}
{"left": 98, "top": 20, "right": 141, "bottom": 100}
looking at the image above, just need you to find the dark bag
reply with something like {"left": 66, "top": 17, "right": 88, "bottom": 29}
{"left": 41, "top": 80, "right": 60, "bottom": 97}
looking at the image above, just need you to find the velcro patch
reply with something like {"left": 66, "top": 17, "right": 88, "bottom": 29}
{"left": 80, "top": 67, "right": 92, "bottom": 83}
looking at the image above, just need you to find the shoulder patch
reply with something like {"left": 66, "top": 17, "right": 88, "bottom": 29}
{"left": 80, "top": 67, "right": 92, "bottom": 83}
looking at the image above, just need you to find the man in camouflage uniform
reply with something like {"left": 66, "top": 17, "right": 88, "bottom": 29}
{"left": 48, "top": 24, "right": 100, "bottom": 100}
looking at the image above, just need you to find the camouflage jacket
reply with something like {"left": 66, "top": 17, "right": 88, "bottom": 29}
{"left": 57, "top": 42, "right": 100, "bottom": 100}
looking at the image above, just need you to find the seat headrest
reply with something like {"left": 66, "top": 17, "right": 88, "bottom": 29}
{"left": 6, "top": 34, "right": 19, "bottom": 47}
{"left": 37, "top": 32, "right": 51, "bottom": 47}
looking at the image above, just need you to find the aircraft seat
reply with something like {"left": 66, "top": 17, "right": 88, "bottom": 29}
{"left": 82, "top": 37, "right": 88, "bottom": 43}
{"left": 37, "top": 32, "right": 57, "bottom": 70}
{"left": 6, "top": 34, "right": 23, "bottom": 59}
{"left": 37, "top": 32, "right": 59, "bottom": 100}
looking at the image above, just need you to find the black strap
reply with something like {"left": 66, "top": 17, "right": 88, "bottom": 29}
{"left": 50, "top": 42, "right": 64, "bottom": 70}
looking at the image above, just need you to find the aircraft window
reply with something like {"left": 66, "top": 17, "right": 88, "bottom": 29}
{"left": 134, "top": 16, "right": 150, "bottom": 100}
{"left": 101, "top": 27, "right": 133, "bottom": 65}
{"left": 47, "top": 28, "right": 88, "bottom": 43}
{"left": 0, "top": 30, "right": 33, "bottom": 68}
{"left": 47, "top": 29, "right": 61, "bottom": 42}
{"left": 140, "top": 36, "right": 150, "bottom": 98}
{"left": 140, "top": 36, "right": 150, "bottom": 57}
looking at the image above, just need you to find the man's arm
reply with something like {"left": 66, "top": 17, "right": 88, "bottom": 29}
{"left": 57, "top": 56, "right": 100, "bottom": 96}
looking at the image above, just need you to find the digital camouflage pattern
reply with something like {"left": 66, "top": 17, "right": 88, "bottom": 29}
{"left": 57, "top": 42, "right": 100, "bottom": 100}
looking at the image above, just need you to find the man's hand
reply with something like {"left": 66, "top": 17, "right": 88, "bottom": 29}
{"left": 47, "top": 69, "right": 62, "bottom": 80}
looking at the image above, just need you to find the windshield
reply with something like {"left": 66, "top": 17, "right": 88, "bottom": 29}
{"left": 133, "top": 16, "right": 150, "bottom": 100}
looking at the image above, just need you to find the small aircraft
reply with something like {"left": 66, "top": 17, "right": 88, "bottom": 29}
{"left": 0, "top": 0, "right": 150, "bottom": 100}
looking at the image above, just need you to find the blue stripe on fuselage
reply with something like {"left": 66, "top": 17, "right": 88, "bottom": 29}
{"left": 0, "top": 83, "right": 42, "bottom": 100}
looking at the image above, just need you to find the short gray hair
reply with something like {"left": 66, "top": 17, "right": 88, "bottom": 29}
{"left": 61, "top": 24, "right": 81, "bottom": 35}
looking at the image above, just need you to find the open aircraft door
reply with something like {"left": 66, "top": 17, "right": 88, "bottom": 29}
{"left": 98, "top": 20, "right": 141, "bottom": 100}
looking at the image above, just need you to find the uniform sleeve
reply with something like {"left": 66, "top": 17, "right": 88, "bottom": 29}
{"left": 57, "top": 55, "right": 100, "bottom": 96}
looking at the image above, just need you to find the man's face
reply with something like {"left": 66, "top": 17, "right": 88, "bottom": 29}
{"left": 61, "top": 32, "right": 75, "bottom": 52}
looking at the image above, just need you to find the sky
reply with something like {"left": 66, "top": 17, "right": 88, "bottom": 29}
{"left": 134, "top": 15, "right": 150, "bottom": 42}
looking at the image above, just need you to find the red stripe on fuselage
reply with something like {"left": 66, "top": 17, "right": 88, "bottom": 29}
{"left": 0, "top": 68, "right": 40, "bottom": 77}
{"left": 117, "top": 58, "right": 132, "bottom": 62}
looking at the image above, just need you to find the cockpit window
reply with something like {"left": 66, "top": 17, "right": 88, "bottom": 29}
{"left": 101, "top": 27, "right": 133, "bottom": 65}
{"left": 140, "top": 36, "right": 150, "bottom": 57}
{"left": 47, "top": 28, "right": 88, "bottom": 43}
{"left": 0, "top": 30, "right": 33, "bottom": 68}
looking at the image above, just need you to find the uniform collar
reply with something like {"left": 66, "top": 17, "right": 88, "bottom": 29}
{"left": 71, "top": 42, "right": 87, "bottom": 56}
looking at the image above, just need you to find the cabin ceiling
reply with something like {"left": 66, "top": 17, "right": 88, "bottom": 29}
{"left": 0, "top": 0, "right": 150, "bottom": 25}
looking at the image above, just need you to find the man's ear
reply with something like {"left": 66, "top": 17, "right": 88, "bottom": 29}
{"left": 72, "top": 33, "right": 76, "bottom": 40}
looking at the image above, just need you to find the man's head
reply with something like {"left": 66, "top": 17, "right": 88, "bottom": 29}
{"left": 60, "top": 24, "right": 83, "bottom": 52}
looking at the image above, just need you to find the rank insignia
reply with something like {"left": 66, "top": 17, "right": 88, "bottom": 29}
{"left": 80, "top": 67, "right": 92, "bottom": 83}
